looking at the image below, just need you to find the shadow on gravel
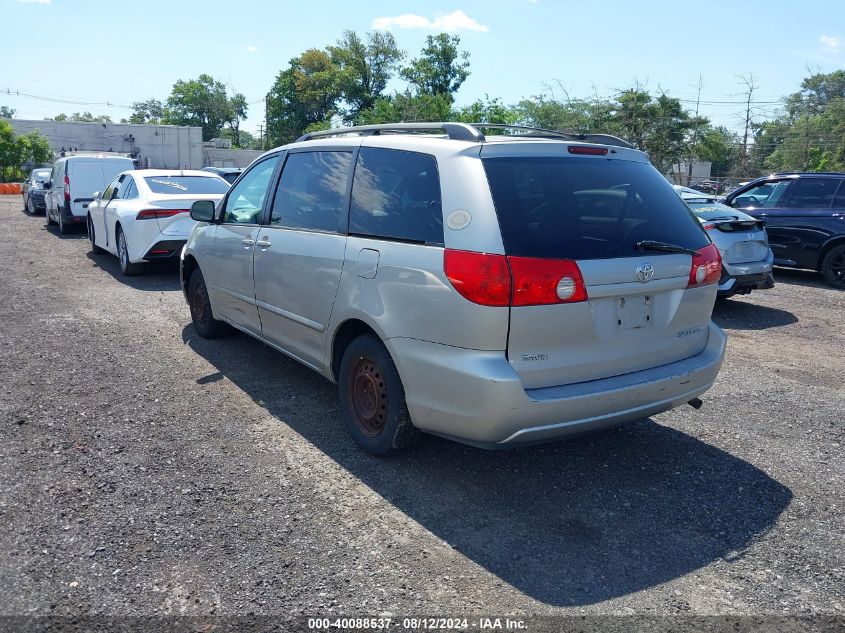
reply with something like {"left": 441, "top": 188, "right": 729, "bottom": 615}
{"left": 41, "top": 222, "right": 87, "bottom": 240}
{"left": 85, "top": 252, "right": 182, "bottom": 292}
{"left": 772, "top": 267, "right": 831, "bottom": 290}
{"left": 182, "top": 325, "right": 792, "bottom": 607}
{"left": 712, "top": 298, "right": 798, "bottom": 330}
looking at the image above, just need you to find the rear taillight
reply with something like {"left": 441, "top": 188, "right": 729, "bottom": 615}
{"left": 63, "top": 174, "right": 70, "bottom": 203}
{"left": 687, "top": 243, "right": 721, "bottom": 287}
{"left": 443, "top": 249, "right": 588, "bottom": 307}
{"left": 444, "top": 250, "right": 510, "bottom": 307}
{"left": 136, "top": 209, "right": 189, "bottom": 220}
{"left": 508, "top": 256, "right": 588, "bottom": 305}
{"left": 702, "top": 223, "right": 716, "bottom": 231}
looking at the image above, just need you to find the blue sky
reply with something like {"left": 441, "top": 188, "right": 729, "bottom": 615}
{"left": 2, "top": 0, "right": 844, "bottom": 135}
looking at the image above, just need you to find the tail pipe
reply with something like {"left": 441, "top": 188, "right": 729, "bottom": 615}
{"left": 688, "top": 397, "right": 703, "bottom": 410}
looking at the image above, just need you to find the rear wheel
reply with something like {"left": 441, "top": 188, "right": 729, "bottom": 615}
{"left": 820, "top": 244, "right": 845, "bottom": 289}
{"left": 338, "top": 334, "right": 421, "bottom": 455}
{"left": 57, "top": 211, "right": 70, "bottom": 235}
{"left": 116, "top": 227, "right": 144, "bottom": 275}
{"left": 188, "top": 269, "right": 230, "bottom": 338}
{"left": 88, "top": 216, "right": 105, "bottom": 254}
{"left": 45, "top": 206, "right": 55, "bottom": 226}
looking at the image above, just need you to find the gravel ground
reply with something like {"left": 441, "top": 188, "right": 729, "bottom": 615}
{"left": 0, "top": 195, "right": 842, "bottom": 619}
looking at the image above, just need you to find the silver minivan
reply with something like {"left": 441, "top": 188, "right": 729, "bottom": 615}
{"left": 181, "top": 123, "right": 726, "bottom": 454}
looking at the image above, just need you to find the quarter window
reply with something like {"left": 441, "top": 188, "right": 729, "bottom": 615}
{"left": 223, "top": 155, "right": 280, "bottom": 224}
{"left": 350, "top": 148, "right": 443, "bottom": 244}
{"left": 270, "top": 151, "right": 352, "bottom": 232}
{"left": 833, "top": 180, "right": 845, "bottom": 209}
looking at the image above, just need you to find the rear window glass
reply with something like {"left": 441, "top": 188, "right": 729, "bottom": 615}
{"left": 482, "top": 157, "right": 709, "bottom": 259}
{"left": 350, "top": 147, "right": 443, "bottom": 245}
{"left": 144, "top": 176, "right": 229, "bottom": 195}
{"left": 33, "top": 170, "right": 51, "bottom": 181}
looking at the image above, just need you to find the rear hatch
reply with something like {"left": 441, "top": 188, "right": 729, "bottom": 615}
{"left": 67, "top": 158, "right": 133, "bottom": 214}
{"left": 481, "top": 148, "right": 716, "bottom": 389}
{"left": 141, "top": 175, "right": 228, "bottom": 236}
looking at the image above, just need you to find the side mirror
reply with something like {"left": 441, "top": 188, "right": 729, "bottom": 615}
{"left": 191, "top": 200, "right": 216, "bottom": 222}
{"left": 43, "top": 180, "right": 52, "bottom": 190}
{"left": 92, "top": 191, "right": 101, "bottom": 200}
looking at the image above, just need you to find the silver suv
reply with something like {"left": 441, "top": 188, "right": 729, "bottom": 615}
{"left": 181, "top": 122, "right": 727, "bottom": 455}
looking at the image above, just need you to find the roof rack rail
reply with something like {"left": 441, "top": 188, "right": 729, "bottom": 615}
{"left": 296, "top": 122, "right": 485, "bottom": 143}
{"left": 465, "top": 123, "right": 635, "bottom": 149}
{"left": 295, "top": 121, "right": 635, "bottom": 149}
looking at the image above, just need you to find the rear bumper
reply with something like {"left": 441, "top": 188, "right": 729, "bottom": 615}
{"left": 143, "top": 240, "right": 186, "bottom": 260}
{"left": 719, "top": 252, "right": 774, "bottom": 295}
{"left": 388, "top": 322, "right": 727, "bottom": 448}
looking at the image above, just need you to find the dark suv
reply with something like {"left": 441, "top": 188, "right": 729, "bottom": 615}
{"left": 723, "top": 173, "right": 845, "bottom": 288}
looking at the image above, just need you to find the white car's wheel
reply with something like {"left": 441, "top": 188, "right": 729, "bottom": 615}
{"left": 117, "top": 227, "right": 144, "bottom": 276}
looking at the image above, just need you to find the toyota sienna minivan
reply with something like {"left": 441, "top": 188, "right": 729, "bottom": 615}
{"left": 181, "top": 122, "right": 727, "bottom": 454}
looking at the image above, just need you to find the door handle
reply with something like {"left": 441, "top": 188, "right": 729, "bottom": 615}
{"left": 256, "top": 238, "right": 271, "bottom": 249}
{"left": 242, "top": 238, "right": 255, "bottom": 248}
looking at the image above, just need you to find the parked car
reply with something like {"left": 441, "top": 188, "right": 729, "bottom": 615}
{"left": 181, "top": 122, "right": 726, "bottom": 455}
{"left": 21, "top": 167, "right": 52, "bottom": 215}
{"left": 723, "top": 172, "right": 845, "bottom": 289}
{"left": 87, "top": 169, "right": 229, "bottom": 275}
{"left": 674, "top": 186, "right": 774, "bottom": 298}
{"left": 45, "top": 154, "right": 135, "bottom": 234}
{"left": 201, "top": 166, "right": 243, "bottom": 184}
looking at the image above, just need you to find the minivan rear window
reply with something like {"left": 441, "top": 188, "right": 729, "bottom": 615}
{"left": 482, "top": 157, "right": 709, "bottom": 259}
{"left": 144, "top": 176, "right": 229, "bottom": 195}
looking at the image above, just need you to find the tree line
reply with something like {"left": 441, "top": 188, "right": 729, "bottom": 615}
{"left": 0, "top": 118, "right": 52, "bottom": 182}
{"left": 3, "top": 30, "right": 845, "bottom": 180}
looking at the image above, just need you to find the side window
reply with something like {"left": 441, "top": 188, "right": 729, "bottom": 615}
{"left": 121, "top": 178, "right": 138, "bottom": 199}
{"left": 270, "top": 151, "right": 352, "bottom": 232}
{"left": 832, "top": 180, "right": 845, "bottom": 209}
{"left": 101, "top": 175, "right": 121, "bottom": 201}
{"left": 783, "top": 178, "right": 840, "bottom": 209}
{"left": 733, "top": 180, "right": 791, "bottom": 209}
{"left": 350, "top": 147, "right": 443, "bottom": 245}
{"left": 223, "top": 155, "right": 281, "bottom": 224}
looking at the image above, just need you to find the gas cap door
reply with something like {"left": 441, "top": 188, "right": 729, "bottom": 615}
{"left": 356, "top": 248, "right": 380, "bottom": 279}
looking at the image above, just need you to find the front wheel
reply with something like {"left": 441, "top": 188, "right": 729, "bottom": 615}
{"left": 188, "top": 269, "right": 230, "bottom": 339}
{"left": 820, "top": 244, "right": 845, "bottom": 289}
{"left": 338, "top": 334, "right": 421, "bottom": 455}
{"left": 116, "top": 227, "right": 144, "bottom": 276}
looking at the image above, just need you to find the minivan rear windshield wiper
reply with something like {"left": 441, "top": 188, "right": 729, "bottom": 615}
{"left": 634, "top": 240, "right": 699, "bottom": 256}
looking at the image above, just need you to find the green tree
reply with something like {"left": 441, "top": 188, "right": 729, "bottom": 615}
{"left": 0, "top": 121, "right": 51, "bottom": 181}
{"left": 693, "top": 126, "right": 738, "bottom": 177}
{"left": 0, "top": 106, "right": 15, "bottom": 119}
{"left": 329, "top": 30, "right": 404, "bottom": 122}
{"left": 356, "top": 91, "right": 453, "bottom": 124}
{"left": 50, "top": 112, "right": 112, "bottom": 123}
{"left": 163, "top": 74, "right": 236, "bottom": 141}
{"left": 453, "top": 96, "right": 519, "bottom": 126}
{"left": 128, "top": 99, "right": 163, "bottom": 124}
{"left": 226, "top": 93, "right": 248, "bottom": 147}
{"left": 400, "top": 34, "right": 470, "bottom": 102}
{"left": 266, "top": 50, "right": 344, "bottom": 145}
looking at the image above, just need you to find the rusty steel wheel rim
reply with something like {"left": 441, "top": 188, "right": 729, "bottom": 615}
{"left": 349, "top": 356, "right": 388, "bottom": 437}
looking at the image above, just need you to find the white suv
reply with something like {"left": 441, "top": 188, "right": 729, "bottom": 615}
{"left": 181, "top": 123, "right": 726, "bottom": 455}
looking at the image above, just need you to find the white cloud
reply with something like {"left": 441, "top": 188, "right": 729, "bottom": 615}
{"left": 246, "top": 45, "right": 258, "bottom": 53}
{"left": 16, "top": 0, "right": 51, "bottom": 4}
{"left": 372, "top": 9, "right": 489, "bottom": 33}
{"left": 819, "top": 34, "right": 842, "bottom": 52}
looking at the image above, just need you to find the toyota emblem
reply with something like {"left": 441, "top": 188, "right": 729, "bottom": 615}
{"left": 636, "top": 263, "right": 655, "bottom": 282}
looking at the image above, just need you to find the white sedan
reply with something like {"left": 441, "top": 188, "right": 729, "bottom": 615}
{"left": 87, "top": 169, "right": 229, "bottom": 275}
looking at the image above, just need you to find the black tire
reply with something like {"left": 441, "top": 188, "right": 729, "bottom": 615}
{"left": 45, "top": 207, "right": 55, "bottom": 226}
{"left": 88, "top": 216, "right": 105, "bottom": 254}
{"left": 116, "top": 226, "right": 144, "bottom": 275}
{"left": 188, "top": 269, "right": 230, "bottom": 339}
{"left": 23, "top": 195, "right": 29, "bottom": 214}
{"left": 820, "top": 244, "right": 845, "bottom": 289}
{"left": 338, "top": 334, "right": 421, "bottom": 455}
{"left": 57, "top": 211, "right": 70, "bottom": 234}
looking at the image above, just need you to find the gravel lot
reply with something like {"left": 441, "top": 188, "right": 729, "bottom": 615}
{"left": 0, "top": 194, "right": 842, "bottom": 619}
